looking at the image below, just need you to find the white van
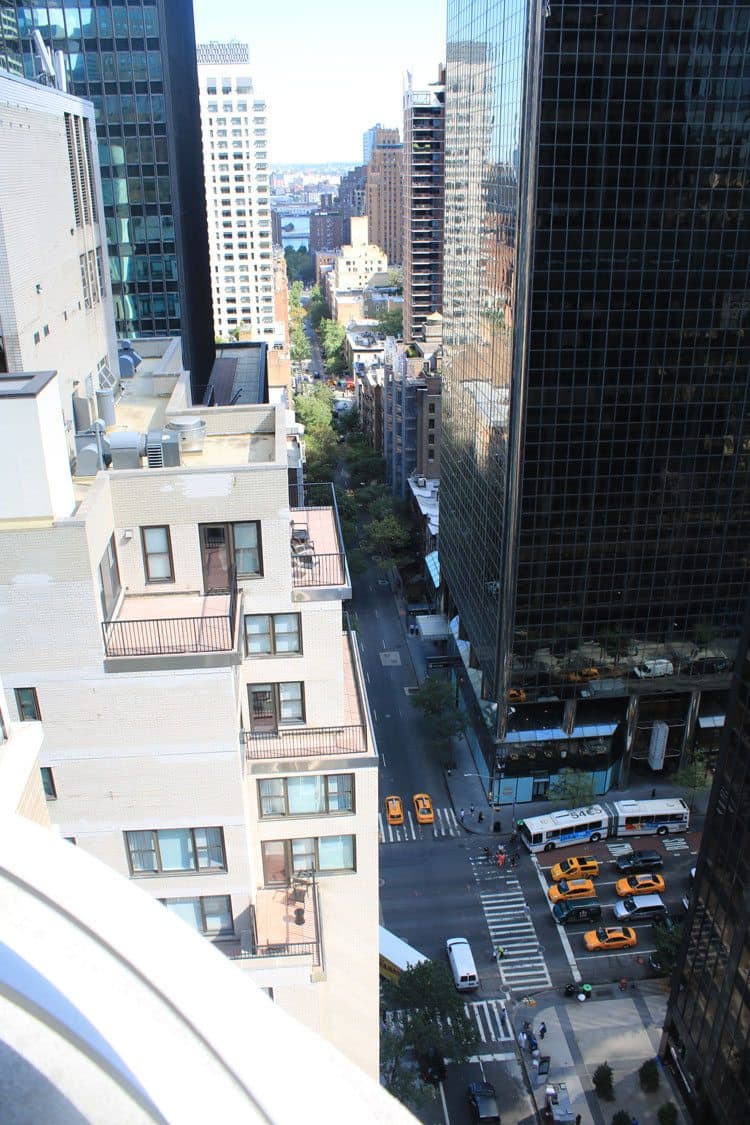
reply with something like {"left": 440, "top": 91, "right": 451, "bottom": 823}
{"left": 446, "top": 937, "right": 479, "bottom": 991}
{"left": 614, "top": 893, "right": 667, "bottom": 923}
{"left": 633, "top": 660, "right": 674, "bottom": 678}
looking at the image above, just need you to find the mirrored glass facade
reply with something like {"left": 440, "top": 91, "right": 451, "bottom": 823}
{"left": 663, "top": 610, "right": 750, "bottom": 1122}
{"left": 442, "top": 2, "right": 750, "bottom": 766}
{"left": 1, "top": 1, "right": 214, "bottom": 395}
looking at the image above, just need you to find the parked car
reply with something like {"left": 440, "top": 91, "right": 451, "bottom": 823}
{"left": 687, "top": 657, "right": 730, "bottom": 675}
{"left": 615, "top": 873, "right": 666, "bottom": 897}
{"left": 633, "top": 659, "right": 674, "bottom": 678}
{"left": 550, "top": 855, "right": 600, "bottom": 881}
{"left": 615, "top": 849, "right": 664, "bottom": 874}
{"left": 548, "top": 878, "right": 597, "bottom": 904}
{"left": 584, "top": 926, "right": 637, "bottom": 952}
{"left": 413, "top": 793, "right": 434, "bottom": 824}
{"left": 384, "top": 795, "right": 404, "bottom": 826}
{"left": 467, "top": 1080, "right": 501, "bottom": 1122}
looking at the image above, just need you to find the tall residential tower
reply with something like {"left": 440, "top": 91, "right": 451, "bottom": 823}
{"left": 197, "top": 42, "right": 274, "bottom": 343}
{"left": 440, "top": 1, "right": 750, "bottom": 805}
{"left": 365, "top": 126, "right": 403, "bottom": 266}
{"left": 403, "top": 70, "right": 445, "bottom": 342}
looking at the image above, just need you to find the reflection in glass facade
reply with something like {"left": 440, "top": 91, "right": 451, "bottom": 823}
{"left": 663, "top": 610, "right": 750, "bottom": 1123}
{"left": 1, "top": 1, "right": 214, "bottom": 395}
{"left": 442, "top": 2, "right": 750, "bottom": 770}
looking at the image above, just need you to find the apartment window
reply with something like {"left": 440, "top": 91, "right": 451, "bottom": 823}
{"left": 15, "top": 688, "right": 41, "bottom": 722}
{"left": 125, "top": 827, "right": 226, "bottom": 875}
{"left": 161, "top": 895, "right": 234, "bottom": 937}
{"left": 234, "top": 521, "right": 262, "bottom": 575}
{"left": 41, "top": 767, "right": 56, "bottom": 800}
{"left": 141, "top": 526, "right": 173, "bottom": 582}
{"left": 261, "top": 835, "right": 355, "bottom": 884}
{"left": 259, "top": 774, "right": 354, "bottom": 817}
{"left": 249, "top": 682, "right": 304, "bottom": 731}
{"left": 97, "top": 534, "right": 121, "bottom": 618}
{"left": 245, "top": 613, "right": 301, "bottom": 655}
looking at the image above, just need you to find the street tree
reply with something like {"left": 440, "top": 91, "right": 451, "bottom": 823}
{"left": 289, "top": 279, "right": 304, "bottom": 308}
{"left": 379, "top": 1027, "right": 434, "bottom": 1111}
{"left": 383, "top": 960, "right": 479, "bottom": 1067}
{"left": 294, "top": 384, "right": 334, "bottom": 431}
{"left": 376, "top": 307, "right": 403, "bottom": 337}
{"left": 673, "top": 753, "right": 710, "bottom": 813}
{"left": 307, "top": 286, "right": 328, "bottom": 328}
{"left": 363, "top": 513, "right": 413, "bottom": 570}
{"left": 652, "top": 919, "right": 684, "bottom": 977}
{"left": 409, "top": 676, "right": 466, "bottom": 766}
{"left": 290, "top": 323, "right": 311, "bottom": 362}
{"left": 547, "top": 768, "right": 597, "bottom": 807}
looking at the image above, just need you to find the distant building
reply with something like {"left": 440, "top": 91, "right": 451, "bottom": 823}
{"left": 338, "top": 165, "right": 367, "bottom": 242}
{"left": 0, "top": 0, "right": 216, "bottom": 399}
{"left": 403, "top": 70, "right": 445, "bottom": 341}
{"left": 0, "top": 71, "right": 118, "bottom": 461}
{"left": 356, "top": 364, "right": 385, "bottom": 454}
{"left": 362, "top": 123, "right": 383, "bottom": 165}
{"left": 197, "top": 42, "right": 274, "bottom": 343}
{"left": 271, "top": 209, "right": 283, "bottom": 248}
{"left": 310, "top": 194, "right": 344, "bottom": 253}
{"left": 365, "top": 127, "right": 404, "bottom": 266}
{"left": 382, "top": 338, "right": 441, "bottom": 497}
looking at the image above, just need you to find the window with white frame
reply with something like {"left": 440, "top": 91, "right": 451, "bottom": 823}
{"left": 126, "top": 827, "right": 226, "bottom": 874}
{"left": 160, "top": 895, "right": 234, "bottom": 936}
{"left": 245, "top": 613, "right": 301, "bottom": 655}
{"left": 140, "top": 525, "right": 173, "bottom": 582}
{"left": 258, "top": 774, "right": 354, "bottom": 817}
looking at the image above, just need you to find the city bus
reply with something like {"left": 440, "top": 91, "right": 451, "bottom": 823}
{"left": 379, "top": 926, "right": 429, "bottom": 982}
{"left": 518, "top": 798, "right": 690, "bottom": 853}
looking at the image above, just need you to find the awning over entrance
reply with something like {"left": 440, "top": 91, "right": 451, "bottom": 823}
{"left": 503, "top": 722, "right": 618, "bottom": 745}
{"left": 425, "top": 550, "right": 440, "bottom": 588}
{"left": 698, "top": 715, "right": 725, "bottom": 729}
{"left": 416, "top": 613, "right": 452, "bottom": 640}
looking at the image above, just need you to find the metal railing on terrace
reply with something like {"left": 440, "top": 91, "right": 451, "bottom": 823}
{"left": 289, "top": 481, "right": 349, "bottom": 589}
{"left": 243, "top": 723, "right": 366, "bottom": 760}
{"left": 102, "top": 571, "right": 238, "bottom": 658}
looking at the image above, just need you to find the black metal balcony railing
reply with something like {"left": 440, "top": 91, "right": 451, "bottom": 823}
{"left": 231, "top": 941, "right": 319, "bottom": 962}
{"left": 102, "top": 573, "right": 238, "bottom": 658}
{"left": 291, "top": 551, "right": 348, "bottom": 587}
{"left": 243, "top": 723, "right": 366, "bottom": 759}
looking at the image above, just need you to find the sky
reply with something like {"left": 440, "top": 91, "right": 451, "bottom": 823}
{"left": 192, "top": 0, "right": 447, "bottom": 165}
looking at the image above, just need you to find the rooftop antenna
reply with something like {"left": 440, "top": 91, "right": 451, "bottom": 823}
{"left": 31, "top": 30, "right": 56, "bottom": 86}
{"left": 53, "top": 49, "right": 68, "bottom": 93}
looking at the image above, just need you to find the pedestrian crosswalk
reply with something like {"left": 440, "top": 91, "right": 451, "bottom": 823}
{"left": 473, "top": 867, "right": 552, "bottom": 994}
{"left": 662, "top": 835, "right": 690, "bottom": 853}
{"left": 607, "top": 835, "right": 690, "bottom": 857}
{"left": 606, "top": 840, "right": 633, "bottom": 857}
{"left": 384, "top": 998, "right": 513, "bottom": 1046}
{"left": 379, "top": 807, "right": 460, "bottom": 843}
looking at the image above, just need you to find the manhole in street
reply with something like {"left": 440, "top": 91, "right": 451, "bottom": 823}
{"left": 380, "top": 651, "right": 402, "bottom": 667}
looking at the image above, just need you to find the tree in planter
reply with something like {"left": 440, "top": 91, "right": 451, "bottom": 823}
{"left": 673, "top": 753, "right": 710, "bottom": 813}
{"left": 657, "top": 1101, "right": 679, "bottom": 1125}
{"left": 547, "top": 768, "right": 597, "bottom": 807}
{"left": 639, "top": 1058, "right": 660, "bottom": 1093}
{"left": 652, "top": 918, "right": 684, "bottom": 976}
{"left": 592, "top": 1061, "right": 615, "bottom": 1101}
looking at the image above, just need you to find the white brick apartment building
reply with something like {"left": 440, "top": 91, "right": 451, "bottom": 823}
{"left": 0, "top": 365, "right": 380, "bottom": 1077}
{"left": 197, "top": 42, "right": 275, "bottom": 343}
{"left": 0, "top": 71, "right": 118, "bottom": 458}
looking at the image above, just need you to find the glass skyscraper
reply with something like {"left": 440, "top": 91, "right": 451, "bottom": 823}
{"left": 662, "top": 605, "right": 750, "bottom": 1122}
{"left": 1, "top": 1, "right": 214, "bottom": 396}
{"left": 441, "top": 2, "right": 750, "bottom": 799}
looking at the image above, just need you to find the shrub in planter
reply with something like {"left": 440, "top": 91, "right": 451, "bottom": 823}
{"left": 593, "top": 1062, "right": 615, "bottom": 1101}
{"left": 657, "top": 1101, "right": 679, "bottom": 1125}
{"left": 612, "top": 1111, "right": 632, "bottom": 1125}
{"left": 639, "top": 1058, "right": 660, "bottom": 1093}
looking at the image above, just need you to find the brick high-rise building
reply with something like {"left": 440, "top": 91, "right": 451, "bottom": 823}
{"left": 403, "top": 70, "right": 445, "bottom": 342}
{"left": 365, "top": 127, "right": 403, "bottom": 265}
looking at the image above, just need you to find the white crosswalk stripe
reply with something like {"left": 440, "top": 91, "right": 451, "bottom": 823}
{"left": 378, "top": 807, "right": 460, "bottom": 843}
{"left": 472, "top": 861, "right": 552, "bottom": 993}
{"left": 383, "top": 998, "right": 513, "bottom": 1045}
{"left": 662, "top": 835, "right": 690, "bottom": 853}
{"left": 606, "top": 840, "right": 634, "bottom": 856}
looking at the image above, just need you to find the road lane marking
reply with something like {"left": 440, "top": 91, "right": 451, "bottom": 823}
{"left": 531, "top": 853, "right": 580, "bottom": 981}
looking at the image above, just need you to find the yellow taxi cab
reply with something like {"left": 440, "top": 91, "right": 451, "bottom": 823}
{"left": 615, "top": 873, "right": 666, "bottom": 897}
{"left": 413, "top": 793, "right": 434, "bottom": 825}
{"left": 548, "top": 878, "right": 597, "bottom": 904}
{"left": 566, "top": 667, "right": 600, "bottom": 683}
{"left": 550, "top": 855, "right": 600, "bottom": 882}
{"left": 507, "top": 689, "right": 527, "bottom": 703}
{"left": 584, "top": 926, "right": 637, "bottom": 952}
{"left": 384, "top": 795, "right": 404, "bottom": 826}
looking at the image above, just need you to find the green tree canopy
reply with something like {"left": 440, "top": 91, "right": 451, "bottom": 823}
{"left": 290, "top": 323, "right": 311, "bottom": 362}
{"left": 284, "top": 245, "right": 314, "bottom": 283}
{"left": 674, "top": 753, "right": 710, "bottom": 812}
{"left": 409, "top": 676, "right": 466, "bottom": 765}
{"left": 307, "top": 286, "right": 328, "bottom": 328}
{"left": 289, "top": 279, "right": 304, "bottom": 308}
{"left": 382, "top": 960, "right": 479, "bottom": 1066}
{"left": 376, "top": 307, "right": 403, "bottom": 338}
{"left": 547, "top": 768, "right": 597, "bottom": 807}
{"left": 294, "top": 384, "right": 334, "bottom": 431}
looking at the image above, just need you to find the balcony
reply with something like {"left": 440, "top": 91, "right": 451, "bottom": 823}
{"left": 102, "top": 576, "right": 242, "bottom": 671}
{"left": 243, "top": 630, "right": 370, "bottom": 762}
{"left": 230, "top": 875, "right": 322, "bottom": 970}
{"left": 289, "top": 482, "right": 351, "bottom": 600}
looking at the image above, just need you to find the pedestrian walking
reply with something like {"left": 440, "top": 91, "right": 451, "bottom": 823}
{"left": 459, "top": 807, "right": 466, "bottom": 825}
{"left": 651, "top": 787, "right": 656, "bottom": 799}
{"left": 518, "top": 1030, "right": 527, "bottom": 1050}
{"left": 497, "top": 852, "right": 506, "bottom": 870}
{"left": 538, "top": 1021, "right": 547, "bottom": 1040}
{"left": 575, "top": 1116, "right": 582, "bottom": 1125}
{"left": 483, "top": 846, "right": 491, "bottom": 862}
{"left": 469, "top": 803, "right": 475, "bottom": 816}
{"left": 495, "top": 945, "right": 505, "bottom": 959}
{"left": 478, "top": 810, "right": 485, "bottom": 824}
